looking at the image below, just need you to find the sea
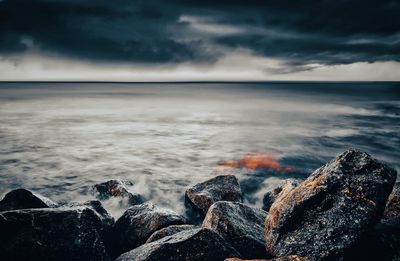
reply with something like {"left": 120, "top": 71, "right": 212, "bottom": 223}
{"left": 0, "top": 82, "right": 399, "bottom": 217}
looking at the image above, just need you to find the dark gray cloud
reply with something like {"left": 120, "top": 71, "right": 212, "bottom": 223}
{"left": 0, "top": 0, "right": 399, "bottom": 66}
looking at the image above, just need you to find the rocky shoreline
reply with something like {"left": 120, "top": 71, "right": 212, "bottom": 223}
{"left": 0, "top": 149, "right": 399, "bottom": 261}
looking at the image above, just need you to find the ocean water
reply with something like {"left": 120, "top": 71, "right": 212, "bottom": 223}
{"left": 0, "top": 82, "right": 399, "bottom": 217}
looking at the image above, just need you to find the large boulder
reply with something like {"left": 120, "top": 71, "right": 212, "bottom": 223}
{"left": 93, "top": 180, "right": 143, "bottom": 205}
{"left": 203, "top": 201, "right": 268, "bottom": 259}
{"left": 185, "top": 175, "right": 243, "bottom": 216}
{"left": 65, "top": 200, "right": 115, "bottom": 242}
{"left": 383, "top": 182, "right": 400, "bottom": 221}
{"left": 0, "top": 203, "right": 112, "bottom": 261}
{"left": 263, "top": 181, "right": 298, "bottom": 212}
{"left": 110, "top": 202, "right": 186, "bottom": 257}
{"left": 116, "top": 228, "right": 239, "bottom": 261}
{"left": 265, "top": 149, "right": 397, "bottom": 260}
{"left": 146, "top": 224, "right": 197, "bottom": 243}
{"left": 0, "top": 188, "right": 58, "bottom": 211}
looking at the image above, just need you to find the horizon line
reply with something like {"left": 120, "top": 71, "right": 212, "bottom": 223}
{"left": 0, "top": 80, "right": 399, "bottom": 84}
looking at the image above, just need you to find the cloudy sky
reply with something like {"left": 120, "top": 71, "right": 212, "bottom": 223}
{"left": 0, "top": 0, "right": 399, "bottom": 81}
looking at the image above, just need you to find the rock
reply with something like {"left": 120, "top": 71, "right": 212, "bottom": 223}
{"left": 265, "top": 149, "right": 397, "bottom": 260}
{"left": 342, "top": 218, "right": 400, "bottom": 261}
{"left": 263, "top": 189, "right": 282, "bottom": 212}
{"left": 383, "top": 182, "right": 400, "bottom": 221}
{"left": 0, "top": 188, "right": 58, "bottom": 211}
{"left": 65, "top": 200, "right": 115, "bottom": 236}
{"left": 225, "top": 256, "right": 307, "bottom": 261}
{"left": 93, "top": 180, "right": 143, "bottom": 205}
{"left": 185, "top": 175, "right": 243, "bottom": 216}
{"left": 146, "top": 224, "right": 197, "bottom": 243}
{"left": 263, "top": 181, "right": 298, "bottom": 212}
{"left": 0, "top": 204, "right": 112, "bottom": 261}
{"left": 203, "top": 201, "right": 268, "bottom": 259}
{"left": 115, "top": 228, "right": 239, "bottom": 261}
{"left": 110, "top": 202, "right": 186, "bottom": 257}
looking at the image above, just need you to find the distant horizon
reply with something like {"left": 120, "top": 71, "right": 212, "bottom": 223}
{"left": 1, "top": 80, "right": 400, "bottom": 84}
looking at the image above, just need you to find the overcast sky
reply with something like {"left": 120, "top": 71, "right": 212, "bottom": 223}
{"left": 0, "top": 0, "right": 399, "bottom": 81}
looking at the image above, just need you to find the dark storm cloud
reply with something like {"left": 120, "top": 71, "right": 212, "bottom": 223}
{"left": 0, "top": 0, "right": 399, "bottom": 65}
{"left": 0, "top": 0, "right": 201, "bottom": 62}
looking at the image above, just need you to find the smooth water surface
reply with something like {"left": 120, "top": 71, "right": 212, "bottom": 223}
{"left": 0, "top": 82, "right": 399, "bottom": 217}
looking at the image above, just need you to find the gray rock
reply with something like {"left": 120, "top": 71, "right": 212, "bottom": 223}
{"left": 265, "top": 149, "right": 397, "bottom": 260}
{"left": 0, "top": 204, "right": 112, "bottom": 261}
{"left": 185, "top": 175, "right": 243, "bottom": 216}
{"left": 93, "top": 180, "right": 143, "bottom": 205}
{"left": 110, "top": 202, "right": 186, "bottom": 257}
{"left": 0, "top": 188, "right": 58, "bottom": 211}
{"left": 146, "top": 224, "right": 197, "bottom": 243}
{"left": 116, "top": 228, "right": 240, "bottom": 261}
{"left": 203, "top": 201, "right": 268, "bottom": 259}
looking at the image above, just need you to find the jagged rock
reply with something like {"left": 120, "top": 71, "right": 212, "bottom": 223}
{"left": 265, "top": 149, "right": 397, "bottom": 260}
{"left": 93, "top": 180, "right": 143, "bottom": 205}
{"left": 0, "top": 188, "right": 58, "bottom": 211}
{"left": 110, "top": 202, "right": 186, "bottom": 257}
{"left": 225, "top": 256, "right": 307, "bottom": 261}
{"left": 185, "top": 175, "right": 243, "bottom": 216}
{"left": 0, "top": 203, "right": 112, "bottom": 261}
{"left": 116, "top": 228, "right": 239, "bottom": 261}
{"left": 263, "top": 181, "right": 298, "bottom": 211}
{"left": 203, "top": 201, "right": 268, "bottom": 259}
{"left": 146, "top": 224, "right": 197, "bottom": 243}
{"left": 383, "top": 182, "right": 400, "bottom": 221}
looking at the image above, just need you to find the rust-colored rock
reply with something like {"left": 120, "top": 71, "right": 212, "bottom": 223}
{"left": 185, "top": 175, "right": 243, "bottom": 216}
{"left": 265, "top": 149, "right": 397, "bottom": 260}
{"left": 263, "top": 180, "right": 298, "bottom": 212}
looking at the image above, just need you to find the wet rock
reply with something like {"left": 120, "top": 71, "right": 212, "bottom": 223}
{"left": 93, "top": 179, "right": 143, "bottom": 205}
{"left": 65, "top": 200, "right": 115, "bottom": 236}
{"left": 146, "top": 224, "right": 197, "bottom": 243}
{"left": 0, "top": 188, "right": 58, "bottom": 211}
{"left": 263, "top": 181, "right": 298, "bottom": 212}
{"left": 0, "top": 204, "right": 112, "bottom": 261}
{"left": 110, "top": 202, "right": 186, "bottom": 257}
{"left": 225, "top": 256, "right": 307, "bottom": 261}
{"left": 116, "top": 228, "right": 239, "bottom": 261}
{"left": 265, "top": 149, "right": 397, "bottom": 260}
{"left": 203, "top": 201, "right": 268, "bottom": 259}
{"left": 185, "top": 175, "right": 243, "bottom": 216}
{"left": 383, "top": 182, "right": 400, "bottom": 221}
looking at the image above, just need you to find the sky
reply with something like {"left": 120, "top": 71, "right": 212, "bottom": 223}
{"left": 0, "top": 0, "right": 399, "bottom": 81}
